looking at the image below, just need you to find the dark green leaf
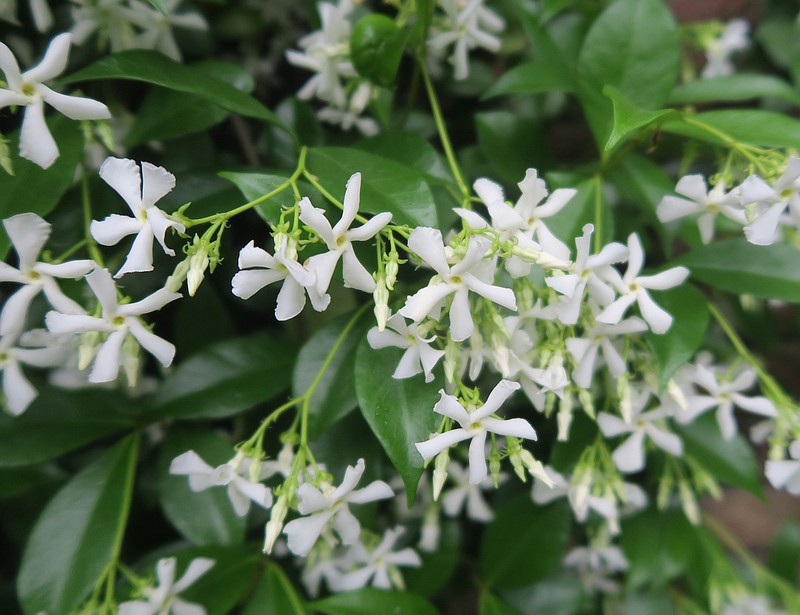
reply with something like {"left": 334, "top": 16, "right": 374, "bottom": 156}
{"left": 482, "top": 62, "right": 576, "bottom": 99}
{"left": 219, "top": 172, "right": 294, "bottom": 225}
{"left": 17, "top": 435, "right": 138, "bottom": 615}
{"left": 310, "top": 588, "right": 437, "bottom": 615}
{"left": 603, "top": 85, "right": 677, "bottom": 151}
{"left": 0, "top": 117, "right": 83, "bottom": 258}
{"left": 158, "top": 428, "right": 246, "bottom": 546}
{"left": 61, "top": 51, "right": 293, "bottom": 137}
{"left": 620, "top": 592, "right": 674, "bottom": 615}
{"left": 768, "top": 521, "right": 800, "bottom": 583}
{"left": 577, "top": 0, "right": 679, "bottom": 148}
{"left": 676, "top": 413, "right": 762, "bottom": 496}
{"left": 662, "top": 110, "right": 800, "bottom": 149}
{"left": 669, "top": 74, "right": 800, "bottom": 106}
{"left": 242, "top": 564, "right": 308, "bottom": 615}
{"left": 307, "top": 147, "right": 438, "bottom": 228}
{"left": 516, "top": 5, "right": 578, "bottom": 81}
{"left": 646, "top": 284, "right": 709, "bottom": 391}
{"left": 151, "top": 333, "right": 297, "bottom": 420}
{"left": 480, "top": 593, "right": 526, "bottom": 615}
{"left": 499, "top": 570, "right": 586, "bottom": 615}
{"left": 475, "top": 111, "right": 545, "bottom": 186}
{"left": 480, "top": 498, "right": 571, "bottom": 589}
{"left": 350, "top": 15, "right": 406, "bottom": 87}
{"left": 405, "top": 521, "right": 460, "bottom": 597}
{"left": 0, "top": 388, "right": 138, "bottom": 467}
{"left": 354, "top": 339, "right": 442, "bottom": 505}
{"left": 676, "top": 239, "right": 800, "bottom": 302}
{"left": 545, "top": 178, "right": 596, "bottom": 245}
{"left": 294, "top": 311, "right": 369, "bottom": 439}
{"left": 355, "top": 132, "right": 452, "bottom": 185}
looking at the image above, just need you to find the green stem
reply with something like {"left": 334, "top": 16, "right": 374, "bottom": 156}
{"left": 301, "top": 170, "right": 367, "bottom": 225}
{"left": 81, "top": 166, "right": 104, "bottom": 265}
{"left": 417, "top": 55, "right": 471, "bottom": 203}
{"left": 52, "top": 239, "right": 89, "bottom": 264}
{"left": 593, "top": 173, "right": 603, "bottom": 253}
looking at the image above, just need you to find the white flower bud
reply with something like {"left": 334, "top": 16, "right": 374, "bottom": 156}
{"left": 373, "top": 276, "right": 390, "bottom": 331}
{"left": 122, "top": 333, "right": 140, "bottom": 387}
{"left": 264, "top": 495, "right": 289, "bottom": 554}
{"left": 78, "top": 331, "right": 100, "bottom": 370}
{"left": 187, "top": 247, "right": 210, "bottom": 297}
{"left": 385, "top": 257, "right": 399, "bottom": 291}
{"left": 557, "top": 395, "right": 574, "bottom": 441}
{"left": 165, "top": 258, "right": 191, "bottom": 293}
{"left": 433, "top": 449, "right": 449, "bottom": 501}
{"left": 679, "top": 480, "right": 700, "bottom": 525}
{"left": 418, "top": 504, "right": 441, "bottom": 552}
{"left": 520, "top": 450, "right": 553, "bottom": 487}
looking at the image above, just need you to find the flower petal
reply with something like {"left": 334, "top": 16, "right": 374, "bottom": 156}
{"left": 99, "top": 157, "right": 142, "bottom": 215}
{"left": 140, "top": 162, "right": 176, "bottom": 207}
{"left": 85, "top": 267, "right": 119, "bottom": 316}
{"left": 128, "top": 318, "right": 176, "bottom": 367}
{"left": 39, "top": 85, "right": 110, "bottom": 120}
{"left": 119, "top": 287, "right": 181, "bottom": 317}
{"left": 408, "top": 227, "right": 449, "bottom": 276}
{"left": 0, "top": 284, "right": 41, "bottom": 336}
{"left": 342, "top": 249, "right": 375, "bottom": 292}
{"left": 4, "top": 213, "right": 50, "bottom": 272}
{"left": 23, "top": 32, "right": 71, "bottom": 83}
{"left": 172, "top": 557, "right": 215, "bottom": 593}
{"left": 19, "top": 100, "right": 58, "bottom": 169}
{"left": 90, "top": 215, "right": 142, "bottom": 247}
{"left": 0, "top": 42, "right": 23, "bottom": 89}
{"left": 482, "top": 416, "right": 536, "bottom": 440}
{"left": 114, "top": 226, "right": 155, "bottom": 277}
{"left": 468, "top": 430, "right": 488, "bottom": 484}
{"left": 299, "top": 197, "right": 335, "bottom": 248}
{"left": 474, "top": 379, "right": 520, "bottom": 418}
{"left": 284, "top": 510, "right": 335, "bottom": 556}
{"left": 305, "top": 250, "right": 341, "bottom": 295}
{"left": 3, "top": 357, "right": 38, "bottom": 415}
{"left": 346, "top": 211, "right": 392, "bottom": 242}
{"left": 89, "top": 328, "right": 127, "bottom": 383}
{"left": 333, "top": 172, "right": 362, "bottom": 237}
{"left": 275, "top": 277, "right": 307, "bottom": 321}
{"left": 612, "top": 430, "right": 646, "bottom": 473}
{"left": 415, "top": 428, "right": 471, "bottom": 460}
{"left": 231, "top": 269, "right": 285, "bottom": 300}
{"left": 399, "top": 282, "right": 453, "bottom": 323}
{"left": 636, "top": 290, "right": 673, "bottom": 334}
{"left": 638, "top": 267, "right": 689, "bottom": 291}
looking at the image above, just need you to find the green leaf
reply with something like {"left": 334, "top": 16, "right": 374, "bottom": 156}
{"left": 405, "top": 521, "right": 460, "bottom": 597}
{"left": 669, "top": 74, "right": 800, "bottom": 106}
{"left": 620, "top": 507, "right": 699, "bottom": 589}
{"left": 350, "top": 14, "right": 406, "bottom": 87}
{"left": 0, "top": 116, "right": 83, "bottom": 258}
{"left": 675, "top": 413, "right": 762, "bottom": 496}
{"left": 151, "top": 333, "right": 297, "bottom": 420}
{"left": 661, "top": 110, "right": 800, "bottom": 149}
{"left": 0, "top": 388, "right": 138, "bottom": 468}
{"left": 17, "top": 435, "right": 138, "bottom": 615}
{"left": 515, "top": 5, "right": 578, "bottom": 81}
{"left": 646, "top": 284, "right": 709, "bottom": 391}
{"left": 545, "top": 178, "right": 596, "bottom": 245}
{"left": 577, "top": 0, "right": 679, "bottom": 148}
{"left": 309, "top": 588, "right": 437, "bottom": 615}
{"left": 219, "top": 172, "right": 294, "bottom": 225}
{"left": 475, "top": 111, "right": 546, "bottom": 186}
{"left": 480, "top": 593, "right": 526, "bottom": 615}
{"left": 144, "top": 0, "right": 168, "bottom": 13}
{"left": 482, "top": 62, "right": 576, "bottom": 99}
{"left": 294, "top": 311, "right": 369, "bottom": 439}
{"left": 242, "top": 564, "right": 308, "bottom": 615}
{"left": 480, "top": 498, "right": 571, "bottom": 589}
{"left": 355, "top": 132, "right": 452, "bottom": 185}
{"left": 354, "top": 339, "right": 442, "bottom": 505}
{"left": 768, "top": 521, "right": 800, "bottom": 583}
{"left": 61, "top": 50, "right": 293, "bottom": 137}
{"left": 499, "top": 570, "right": 586, "bottom": 615}
{"left": 620, "top": 592, "right": 674, "bottom": 615}
{"left": 676, "top": 239, "right": 800, "bottom": 302}
{"left": 603, "top": 85, "right": 677, "bottom": 151}
{"left": 306, "top": 147, "right": 438, "bottom": 228}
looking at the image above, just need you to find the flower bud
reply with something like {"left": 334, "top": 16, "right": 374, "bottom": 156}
{"left": 78, "top": 331, "right": 100, "bottom": 370}
{"left": 122, "top": 333, "right": 140, "bottom": 387}
{"left": 384, "top": 254, "right": 399, "bottom": 290}
{"left": 165, "top": 257, "right": 191, "bottom": 293}
{"left": 264, "top": 494, "right": 289, "bottom": 554}
{"left": 433, "top": 449, "right": 449, "bottom": 501}
{"left": 373, "top": 275, "right": 390, "bottom": 331}
{"left": 489, "top": 447, "right": 502, "bottom": 488}
{"left": 679, "top": 480, "right": 700, "bottom": 525}
{"left": 187, "top": 245, "right": 210, "bottom": 297}
{"left": 557, "top": 394, "right": 574, "bottom": 441}
{"left": 419, "top": 505, "right": 441, "bottom": 552}
{"left": 520, "top": 450, "right": 553, "bottom": 487}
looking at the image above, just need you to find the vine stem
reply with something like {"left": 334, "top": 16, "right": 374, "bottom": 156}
{"left": 593, "top": 173, "right": 603, "bottom": 253}
{"left": 417, "top": 55, "right": 471, "bottom": 204}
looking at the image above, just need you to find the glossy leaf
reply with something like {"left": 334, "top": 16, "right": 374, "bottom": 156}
{"left": 158, "top": 428, "right": 246, "bottom": 546}
{"left": 355, "top": 132, "right": 452, "bottom": 185}
{"left": 405, "top": 521, "right": 461, "bottom": 597}
{"left": 676, "top": 239, "right": 800, "bottom": 302}
{"left": 294, "top": 311, "right": 369, "bottom": 439}
{"left": 676, "top": 413, "right": 762, "bottom": 496}
{"left": 17, "top": 435, "right": 139, "bottom": 615}
{"left": 646, "top": 284, "right": 709, "bottom": 391}
{"left": 0, "top": 388, "right": 138, "bottom": 467}
{"left": 309, "top": 588, "right": 437, "bottom": 615}
{"left": 476, "top": 111, "right": 545, "bottom": 186}
{"left": 61, "top": 50, "right": 292, "bottom": 137}
{"left": 545, "top": 178, "right": 597, "bottom": 245}
{"left": 662, "top": 110, "right": 800, "bottom": 148}
{"left": 603, "top": 85, "right": 677, "bottom": 151}
{"left": 499, "top": 570, "right": 586, "bottom": 615}
{"left": 242, "top": 564, "right": 308, "bottom": 615}
{"left": 306, "top": 147, "right": 438, "bottom": 228}
{"left": 355, "top": 340, "right": 442, "bottom": 505}
{"left": 482, "top": 62, "right": 576, "bottom": 99}
{"left": 768, "top": 521, "right": 800, "bottom": 583}
{"left": 151, "top": 333, "right": 297, "bottom": 420}
{"left": 577, "top": 0, "right": 679, "bottom": 147}
{"left": 480, "top": 593, "right": 526, "bottom": 615}
{"left": 351, "top": 14, "right": 406, "bottom": 87}
{"left": 480, "top": 498, "right": 571, "bottom": 589}
{"left": 219, "top": 172, "right": 294, "bottom": 224}
{"left": 669, "top": 74, "right": 800, "bottom": 106}
{"left": 0, "top": 117, "right": 83, "bottom": 258}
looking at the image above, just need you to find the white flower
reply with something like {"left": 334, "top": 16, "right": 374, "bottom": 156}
{"left": 129, "top": 0, "right": 208, "bottom": 62}
{"left": 597, "top": 392, "right": 683, "bottom": 474}
{"left": 0, "top": 33, "right": 111, "bottom": 168}
{"left": 532, "top": 466, "right": 618, "bottom": 528}
{"left": 428, "top": 0, "right": 505, "bottom": 80}
{"left": 676, "top": 364, "right": 777, "bottom": 439}
{"left": 399, "top": 228, "right": 516, "bottom": 342}
{"left": 232, "top": 236, "right": 329, "bottom": 320}
{"left": 0, "top": 213, "right": 95, "bottom": 336}
{"left": 283, "top": 458, "right": 394, "bottom": 557}
{"left": 330, "top": 527, "right": 422, "bottom": 591}
{"left": 45, "top": 268, "right": 181, "bottom": 383}
{"left": 0, "top": 331, "right": 66, "bottom": 415}
{"left": 415, "top": 380, "right": 535, "bottom": 484}
{"left": 317, "top": 82, "right": 379, "bottom": 136}
{"left": 169, "top": 450, "right": 273, "bottom": 517}
{"left": 765, "top": 440, "right": 800, "bottom": 496}
{"left": 91, "top": 157, "right": 186, "bottom": 278}
{"left": 71, "top": 0, "right": 142, "bottom": 52}
{"left": 300, "top": 173, "right": 392, "bottom": 295}
{"left": 545, "top": 224, "right": 627, "bottom": 324}
{"left": 656, "top": 176, "right": 745, "bottom": 244}
{"left": 566, "top": 318, "right": 648, "bottom": 389}
{"left": 440, "top": 460, "right": 496, "bottom": 522}
{"left": 596, "top": 233, "right": 689, "bottom": 334}
{"left": 516, "top": 361, "right": 569, "bottom": 412}
{"left": 285, "top": 0, "right": 356, "bottom": 107}
{"left": 702, "top": 19, "right": 749, "bottom": 79}
{"left": 367, "top": 313, "right": 445, "bottom": 383}
{"left": 740, "top": 157, "right": 800, "bottom": 246}
{"left": 118, "top": 556, "right": 214, "bottom": 615}
{"left": 564, "top": 545, "right": 628, "bottom": 594}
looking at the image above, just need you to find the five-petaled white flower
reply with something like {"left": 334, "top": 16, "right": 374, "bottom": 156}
{"left": 0, "top": 331, "right": 67, "bottom": 415}
{"left": 367, "top": 313, "right": 445, "bottom": 383}
{"left": 0, "top": 213, "right": 95, "bottom": 336}
{"left": 231, "top": 235, "right": 329, "bottom": 320}
{"left": 566, "top": 318, "right": 648, "bottom": 389}
{"left": 300, "top": 173, "right": 392, "bottom": 296}
{"left": 702, "top": 18, "right": 749, "bottom": 79}
{"left": 399, "top": 228, "right": 516, "bottom": 342}
{"left": 596, "top": 233, "right": 689, "bottom": 334}
{"left": 440, "top": 460, "right": 496, "bottom": 522}
{"left": 91, "top": 157, "right": 186, "bottom": 278}
{"left": 739, "top": 157, "right": 800, "bottom": 246}
{"left": 118, "top": 556, "right": 214, "bottom": 615}
{"left": 283, "top": 458, "right": 394, "bottom": 557}
{"left": 0, "top": 33, "right": 111, "bottom": 168}
{"left": 169, "top": 450, "right": 274, "bottom": 517}
{"left": 415, "top": 380, "right": 536, "bottom": 484}
{"left": 45, "top": 267, "right": 181, "bottom": 383}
